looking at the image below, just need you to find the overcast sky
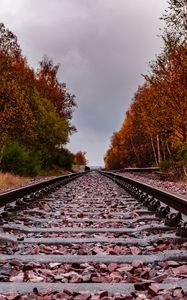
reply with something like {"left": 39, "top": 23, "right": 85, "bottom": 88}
{"left": 0, "top": 0, "right": 168, "bottom": 166}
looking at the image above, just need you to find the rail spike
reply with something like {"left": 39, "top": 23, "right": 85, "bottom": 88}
{"left": 147, "top": 196, "right": 156, "bottom": 210}
{"left": 135, "top": 190, "right": 142, "bottom": 200}
{"left": 176, "top": 222, "right": 187, "bottom": 237}
{"left": 142, "top": 194, "right": 149, "bottom": 204}
{"left": 153, "top": 200, "right": 160, "bottom": 211}
{"left": 130, "top": 187, "right": 137, "bottom": 197}
{"left": 22, "top": 195, "right": 32, "bottom": 202}
{"left": 1, "top": 211, "right": 9, "bottom": 219}
{"left": 156, "top": 205, "right": 170, "bottom": 219}
{"left": 165, "top": 212, "right": 182, "bottom": 227}
{"left": 148, "top": 199, "right": 160, "bottom": 212}
{"left": 139, "top": 192, "right": 144, "bottom": 200}
{"left": 15, "top": 198, "right": 24, "bottom": 206}
{"left": 4, "top": 203, "right": 14, "bottom": 212}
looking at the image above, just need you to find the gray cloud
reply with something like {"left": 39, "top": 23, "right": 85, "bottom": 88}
{"left": 0, "top": 0, "right": 168, "bottom": 165}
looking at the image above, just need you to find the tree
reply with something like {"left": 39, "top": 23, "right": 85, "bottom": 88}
{"left": 30, "top": 90, "right": 69, "bottom": 150}
{"left": 36, "top": 56, "right": 76, "bottom": 134}
{"left": 104, "top": 0, "right": 186, "bottom": 170}
{"left": 161, "top": 0, "right": 187, "bottom": 44}
{"left": 55, "top": 148, "right": 74, "bottom": 170}
{"left": 0, "top": 79, "right": 36, "bottom": 147}
{"left": 0, "top": 23, "right": 34, "bottom": 147}
{"left": 0, "top": 22, "right": 21, "bottom": 57}
{"left": 74, "top": 151, "right": 87, "bottom": 165}
{"left": 1, "top": 141, "right": 41, "bottom": 176}
{"left": 0, "top": 23, "right": 77, "bottom": 175}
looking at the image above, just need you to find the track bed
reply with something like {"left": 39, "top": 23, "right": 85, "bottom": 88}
{"left": 0, "top": 172, "right": 187, "bottom": 299}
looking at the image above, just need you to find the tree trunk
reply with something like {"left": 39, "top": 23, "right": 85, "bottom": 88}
{"left": 157, "top": 135, "right": 162, "bottom": 164}
{"left": 162, "top": 139, "right": 166, "bottom": 161}
{"left": 130, "top": 137, "right": 140, "bottom": 166}
{"left": 151, "top": 135, "right": 158, "bottom": 166}
{"left": 166, "top": 141, "right": 172, "bottom": 157}
{"left": 183, "top": 165, "right": 187, "bottom": 176}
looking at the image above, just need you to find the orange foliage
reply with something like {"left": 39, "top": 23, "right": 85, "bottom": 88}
{"left": 105, "top": 1, "right": 187, "bottom": 169}
{"left": 74, "top": 151, "right": 87, "bottom": 165}
{"left": 105, "top": 45, "right": 187, "bottom": 169}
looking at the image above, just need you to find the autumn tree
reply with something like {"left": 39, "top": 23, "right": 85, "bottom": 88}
{"left": 0, "top": 22, "right": 20, "bottom": 56}
{"left": 161, "top": 0, "right": 187, "bottom": 44}
{"left": 105, "top": 95, "right": 155, "bottom": 169}
{"left": 36, "top": 56, "right": 76, "bottom": 134}
{"left": 74, "top": 151, "right": 87, "bottom": 165}
{"left": 0, "top": 23, "right": 76, "bottom": 174}
{"left": 104, "top": 132, "right": 123, "bottom": 169}
{"left": 0, "top": 23, "right": 36, "bottom": 147}
{"left": 143, "top": 0, "right": 187, "bottom": 159}
{"left": 104, "top": 0, "right": 187, "bottom": 170}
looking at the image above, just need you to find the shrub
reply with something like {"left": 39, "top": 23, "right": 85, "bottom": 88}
{"left": 1, "top": 142, "right": 41, "bottom": 176}
{"left": 39, "top": 148, "right": 74, "bottom": 171}
{"left": 56, "top": 148, "right": 74, "bottom": 170}
{"left": 179, "top": 143, "right": 187, "bottom": 163}
{"left": 159, "top": 159, "right": 174, "bottom": 170}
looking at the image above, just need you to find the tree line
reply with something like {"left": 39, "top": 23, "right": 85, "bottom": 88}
{"left": 104, "top": 0, "right": 187, "bottom": 175}
{"left": 0, "top": 23, "right": 87, "bottom": 175}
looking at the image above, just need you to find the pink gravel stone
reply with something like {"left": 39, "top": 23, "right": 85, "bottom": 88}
{"left": 9, "top": 272, "right": 24, "bottom": 282}
{"left": 132, "top": 260, "right": 143, "bottom": 268}
{"left": 148, "top": 283, "right": 160, "bottom": 296}
{"left": 172, "top": 265, "right": 187, "bottom": 275}
{"left": 108, "top": 263, "right": 118, "bottom": 272}
{"left": 110, "top": 271, "right": 122, "bottom": 282}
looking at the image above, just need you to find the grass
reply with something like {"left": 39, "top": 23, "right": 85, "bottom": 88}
{"left": 38, "top": 167, "right": 69, "bottom": 176}
{"left": 0, "top": 172, "right": 29, "bottom": 191}
{"left": 0, "top": 168, "right": 70, "bottom": 192}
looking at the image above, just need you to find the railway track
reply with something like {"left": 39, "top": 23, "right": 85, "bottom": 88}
{"left": 0, "top": 172, "right": 84, "bottom": 208}
{"left": 0, "top": 171, "right": 187, "bottom": 299}
{"left": 101, "top": 171, "right": 187, "bottom": 220}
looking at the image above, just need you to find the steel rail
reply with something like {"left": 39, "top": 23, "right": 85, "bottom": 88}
{"left": 0, "top": 172, "right": 85, "bottom": 208}
{"left": 100, "top": 171, "right": 187, "bottom": 215}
